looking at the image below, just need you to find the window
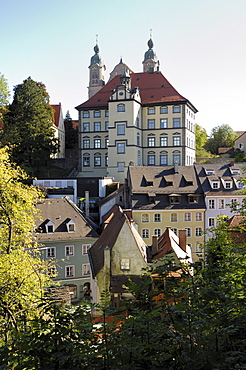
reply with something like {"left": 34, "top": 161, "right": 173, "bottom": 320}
{"left": 196, "top": 227, "right": 202, "bottom": 237}
{"left": 148, "top": 107, "right": 155, "bottom": 114}
{"left": 65, "top": 265, "right": 74, "bottom": 277}
{"left": 173, "top": 105, "right": 181, "bottom": 113}
{"left": 142, "top": 229, "right": 149, "bottom": 238}
{"left": 68, "top": 222, "right": 75, "bottom": 232}
{"left": 142, "top": 213, "right": 149, "bottom": 223}
{"left": 208, "top": 199, "right": 215, "bottom": 209}
{"left": 160, "top": 106, "right": 168, "bottom": 114}
{"left": 56, "top": 181, "right": 62, "bottom": 187}
{"left": 94, "top": 156, "right": 101, "bottom": 166}
{"left": 185, "top": 227, "right": 191, "bottom": 237}
{"left": 225, "top": 181, "right": 232, "bottom": 189}
{"left": 173, "top": 136, "right": 181, "bottom": 146}
{"left": 173, "top": 118, "right": 181, "bottom": 128}
{"left": 83, "top": 139, "right": 90, "bottom": 149}
{"left": 65, "top": 245, "right": 74, "bottom": 256}
{"left": 160, "top": 118, "right": 168, "bottom": 128}
{"left": 136, "top": 117, "right": 140, "bottom": 127}
{"left": 83, "top": 155, "right": 90, "bottom": 167}
{"left": 105, "top": 121, "right": 109, "bottom": 131}
{"left": 117, "top": 104, "right": 125, "bottom": 112}
{"left": 196, "top": 212, "right": 202, "bottom": 221}
{"left": 195, "top": 243, "right": 203, "bottom": 253}
{"left": 170, "top": 195, "right": 180, "bottom": 204}
{"left": 212, "top": 182, "right": 219, "bottom": 189}
{"left": 148, "top": 137, "right": 155, "bottom": 147}
{"left": 105, "top": 110, "right": 109, "bottom": 117}
{"left": 148, "top": 154, "right": 155, "bottom": 165}
{"left": 137, "top": 134, "right": 140, "bottom": 146}
{"left": 117, "top": 143, "right": 125, "bottom": 154}
{"left": 46, "top": 247, "right": 56, "bottom": 258}
{"left": 82, "top": 244, "right": 91, "bottom": 254}
{"left": 120, "top": 258, "right": 130, "bottom": 270}
{"left": 47, "top": 225, "right": 54, "bottom": 233}
{"left": 47, "top": 267, "right": 56, "bottom": 276}
{"left": 117, "top": 124, "right": 125, "bottom": 135}
{"left": 160, "top": 154, "right": 167, "bottom": 165}
{"left": 184, "top": 212, "right": 191, "bottom": 221}
{"left": 160, "top": 137, "right": 168, "bottom": 146}
{"left": 148, "top": 119, "right": 155, "bottom": 129}
{"left": 94, "top": 139, "right": 101, "bottom": 148}
{"left": 117, "top": 162, "right": 125, "bottom": 172}
{"left": 82, "top": 264, "right": 90, "bottom": 275}
{"left": 83, "top": 123, "right": 90, "bottom": 132}
{"left": 105, "top": 139, "right": 109, "bottom": 148}
{"left": 218, "top": 199, "right": 225, "bottom": 209}
{"left": 94, "top": 122, "right": 101, "bottom": 131}
{"left": 173, "top": 154, "right": 180, "bottom": 165}
{"left": 189, "top": 195, "right": 198, "bottom": 203}
{"left": 171, "top": 213, "right": 177, "bottom": 222}
{"left": 154, "top": 213, "right": 161, "bottom": 222}
{"left": 94, "top": 110, "right": 101, "bottom": 117}
{"left": 172, "top": 228, "right": 178, "bottom": 235}
{"left": 154, "top": 228, "right": 162, "bottom": 237}
{"left": 83, "top": 111, "right": 90, "bottom": 118}
{"left": 105, "top": 155, "right": 108, "bottom": 167}
{"left": 208, "top": 218, "right": 215, "bottom": 227}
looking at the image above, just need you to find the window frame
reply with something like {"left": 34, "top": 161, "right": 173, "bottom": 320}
{"left": 65, "top": 265, "right": 75, "bottom": 278}
{"left": 82, "top": 244, "right": 91, "bottom": 255}
{"left": 142, "top": 213, "right": 149, "bottom": 223}
{"left": 82, "top": 264, "right": 90, "bottom": 276}
{"left": 117, "top": 124, "right": 125, "bottom": 135}
{"left": 65, "top": 245, "right": 74, "bottom": 257}
{"left": 160, "top": 137, "right": 168, "bottom": 146}
{"left": 154, "top": 213, "right": 161, "bottom": 222}
{"left": 117, "top": 143, "right": 125, "bottom": 154}
{"left": 170, "top": 213, "right": 178, "bottom": 222}
{"left": 117, "top": 104, "right": 125, "bottom": 112}
{"left": 94, "top": 122, "right": 101, "bottom": 131}
{"left": 148, "top": 119, "right": 155, "bottom": 129}
{"left": 46, "top": 247, "right": 56, "bottom": 258}
{"left": 142, "top": 228, "right": 150, "bottom": 238}
{"left": 173, "top": 118, "right": 181, "bottom": 128}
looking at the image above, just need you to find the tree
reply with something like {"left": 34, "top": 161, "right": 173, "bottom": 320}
{"left": 0, "top": 147, "right": 51, "bottom": 343}
{"left": 64, "top": 110, "right": 78, "bottom": 149}
{"left": 195, "top": 124, "right": 208, "bottom": 150}
{"left": 0, "top": 72, "right": 10, "bottom": 120}
{"left": 205, "top": 124, "right": 237, "bottom": 155}
{"left": 2, "top": 77, "right": 58, "bottom": 176}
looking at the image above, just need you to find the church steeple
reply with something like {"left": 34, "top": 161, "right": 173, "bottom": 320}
{"left": 142, "top": 31, "right": 159, "bottom": 73}
{"left": 88, "top": 36, "right": 106, "bottom": 99}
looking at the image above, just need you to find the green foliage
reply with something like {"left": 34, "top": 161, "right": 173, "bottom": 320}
{"left": 64, "top": 110, "right": 78, "bottom": 149}
{"left": 205, "top": 124, "right": 237, "bottom": 155}
{"left": 0, "top": 73, "right": 10, "bottom": 120}
{"left": 0, "top": 148, "right": 51, "bottom": 344}
{"left": 195, "top": 124, "right": 208, "bottom": 150}
{"left": 2, "top": 77, "right": 59, "bottom": 176}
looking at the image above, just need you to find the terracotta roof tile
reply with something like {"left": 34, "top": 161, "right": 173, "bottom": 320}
{"left": 76, "top": 72, "right": 197, "bottom": 111}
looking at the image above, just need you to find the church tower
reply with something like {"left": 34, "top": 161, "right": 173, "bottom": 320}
{"left": 88, "top": 39, "right": 106, "bottom": 98}
{"left": 142, "top": 34, "right": 159, "bottom": 73}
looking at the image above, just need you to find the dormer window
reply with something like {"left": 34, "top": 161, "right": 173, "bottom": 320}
{"left": 66, "top": 219, "right": 75, "bottom": 232}
{"left": 225, "top": 181, "right": 232, "bottom": 189}
{"left": 188, "top": 195, "right": 199, "bottom": 203}
{"left": 212, "top": 181, "right": 219, "bottom": 189}
{"left": 170, "top": 195, "right": 180, "bottom": 204}
{"left": 230, "top": 168, "right": 240, "bottom": 175}
{"left": 205, "top": 169, "right": 214, "bottom": 176}
{"left": 45, "top": 220, "right": 54, "bottom": 233}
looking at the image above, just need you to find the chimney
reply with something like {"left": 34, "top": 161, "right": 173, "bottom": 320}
{"left": 85, "top": 191, "right": 89, "bottom": 218}
{"left": 123, "top": 209, "right": 132, "bottom": 222}
{"left": 230, "top": 160, "right": 235, "bottom": 166}
{"left": 174, "top": 161, "right": 179, "bottom": 173}
{"left": 178, "top": 229, "right": 186, "bottom": 252}
{"left": 152, "top": 235, "right": 158, "bottom": 256}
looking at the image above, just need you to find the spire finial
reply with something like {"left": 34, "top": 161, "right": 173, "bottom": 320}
{"left": 150, "top": 28, "right": 152, "bottom": 38}
{"left": 96, "top": 34, "right": 98, "bottom": 44}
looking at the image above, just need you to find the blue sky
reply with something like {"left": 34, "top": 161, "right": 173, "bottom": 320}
{"left": 1, "top": 0, "right": 246, "bottom": 134}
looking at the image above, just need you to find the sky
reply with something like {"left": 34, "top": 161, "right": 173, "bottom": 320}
{"left": 1, "top": 0, "right": 246, "bottom": 135}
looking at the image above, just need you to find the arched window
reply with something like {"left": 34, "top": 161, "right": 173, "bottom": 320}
{"left": 184, "top": 212, "right": 191, "bottom": 221}
{"left": 117, "top": 104, "right": 125, "bottom": 112}
{"left": 154, "top": 228, "right": 161, "bottom": 237}
{"left": 142, "top": 229, "right": 149, "bottom": 238}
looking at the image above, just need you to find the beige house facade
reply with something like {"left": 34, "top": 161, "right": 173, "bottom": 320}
{"left": 76, "top": 38, "right": 197, "bottom": 183}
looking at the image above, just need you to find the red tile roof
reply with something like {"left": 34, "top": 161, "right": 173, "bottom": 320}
{"left": 76, "top": 72, "right": 197, "bottom": 111}
{"left": 51, "top": 104, "right": 61, "bottom": 128}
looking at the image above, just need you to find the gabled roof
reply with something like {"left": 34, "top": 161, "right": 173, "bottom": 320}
{"left": 76, "top": 72, "right": 197, "bottom": 111}
{"left": 35, "top": 197, "right": 98, "bottom": 241}
{"left": 51, "top": 104, "right": 62, "bottom": 128}
{"left": 154, "top": 227, "right": 193, "bottom": 264}
{"left": 88, "top": 206, "right": 147, "bottom": 278}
